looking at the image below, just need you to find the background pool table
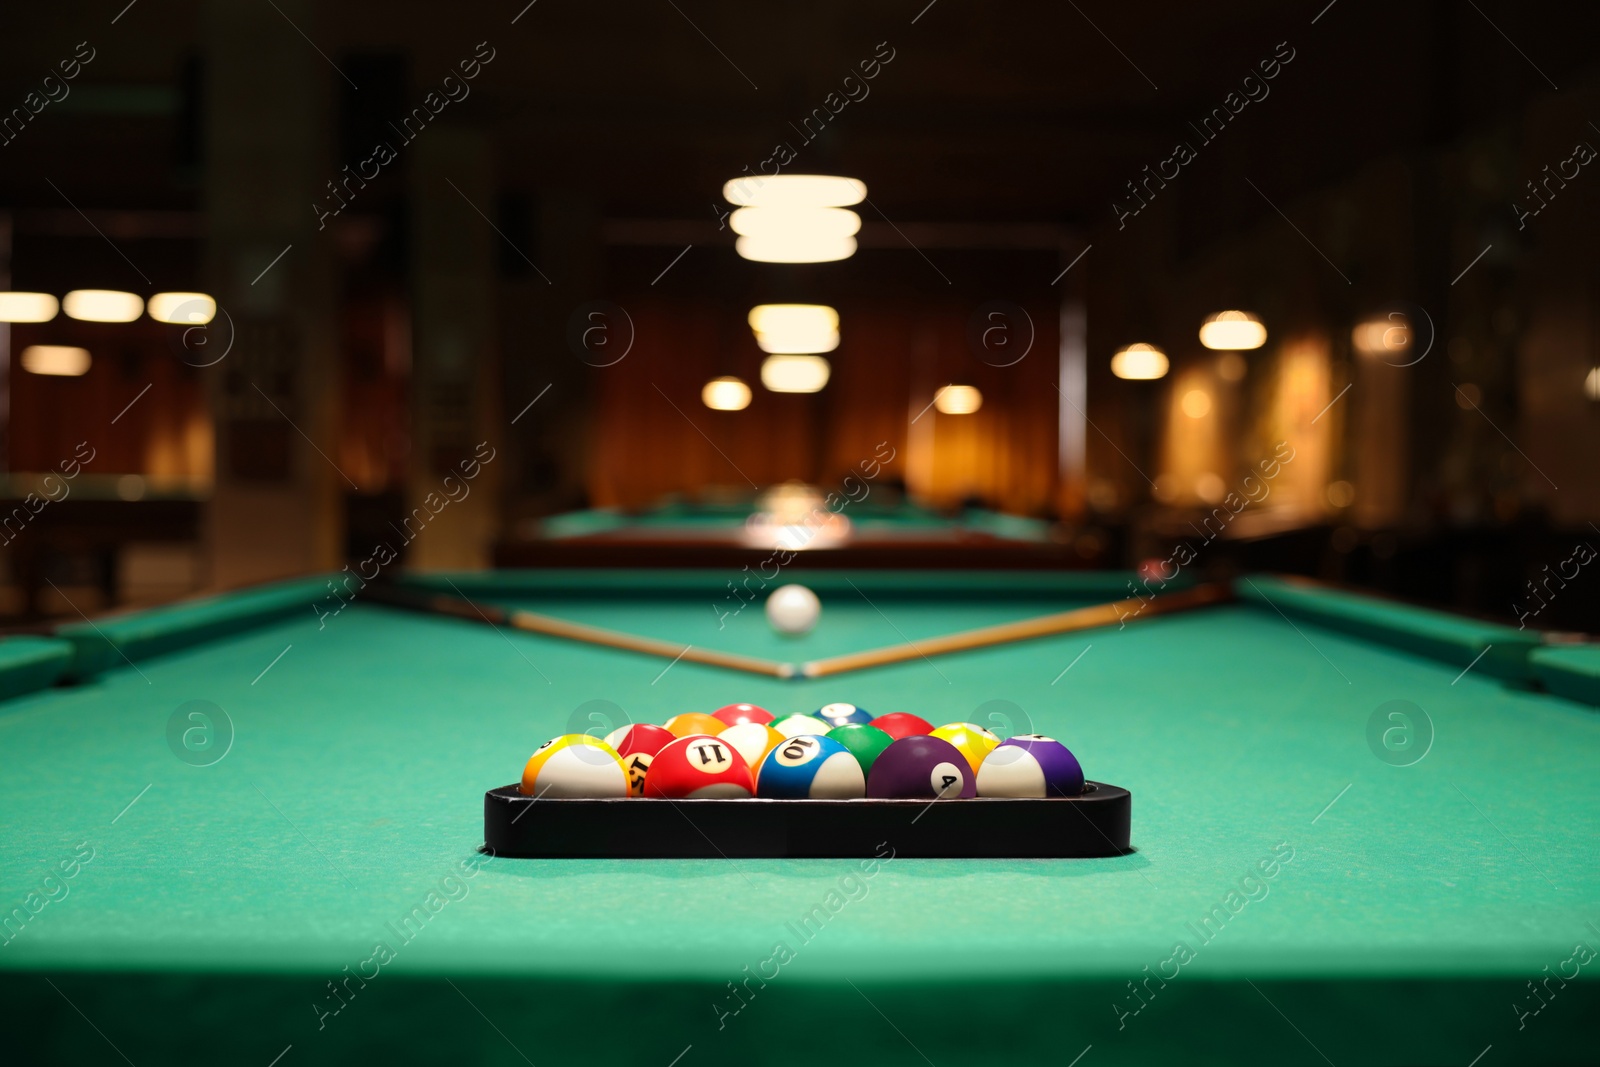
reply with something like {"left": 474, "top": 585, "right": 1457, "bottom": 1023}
{"left": 1, "top": 570, "right": 1597, "bottom": 1066}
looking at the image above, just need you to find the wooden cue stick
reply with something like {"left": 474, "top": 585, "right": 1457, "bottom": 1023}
{"left": 362, "top": 582, "right": 794, "bottom": 679}
{"left": 799, "top": 581, "right": 1234, "bottom": 678}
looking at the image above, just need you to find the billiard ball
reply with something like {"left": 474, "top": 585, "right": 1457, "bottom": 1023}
{"left": 602, "top": 723, "right": 677, "bottom": 796}
{"left": 976, "top": 735, "right": 1086, "bottom": 798}
{"left": 519, "top": 734, "right": 631, "bottom": 798}
{"left": 663, "top": 712, "right": 727, "bottom": 738}
{"left": 866, "top": 735, "right": 976, "bottom": 799}
{"left": 756, "top": 735, "right": 865, "bottom": 799}
{"left": 770, "top": 713, "right": 832, "bottom": 738}
{"left": 719, "top": 721, "right": 785, "bottom": 769}
{"left": 643, "top": 735, "right": 755, "bottom": 798}
{"left": 929, "top": 722, "right": 1001, "bottom": 774}
{"left": 827, "top": 723, "right": 894, "bottom": 776}
{"left": 765, "top": 584, "right": 821, "bottom": 635}
{"left": 712, "top": 703, "right": 774, "bottom": 728}
{"left": 814, "top": 702, "right": 872, "bottom": 728}
{"left": 871, "top": 712, "right": 935, "bottom": 740}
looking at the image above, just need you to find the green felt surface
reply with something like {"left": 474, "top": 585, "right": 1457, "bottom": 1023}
{"left": 0, "top": 635, "right": 73, "bottom": 701}
{"left": 1239, "top": 573, "right": 1541, "bottom": 683}
{"left": 2, "top": 571, "right": 1597, "bottom": 1064}
{"left": 1531, "top": 643, "right": 1600, "bottom": 706}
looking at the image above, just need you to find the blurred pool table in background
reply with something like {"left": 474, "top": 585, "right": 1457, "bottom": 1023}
{"left": 495, "top": 496, "right": 1095, "bottom": 570}
{"left": 1, "top": 569, "right": 1597, "bottom": 1065}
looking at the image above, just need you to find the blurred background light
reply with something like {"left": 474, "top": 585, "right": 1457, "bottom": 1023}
{"left": 147, "top": 292, "right": 217, "bottom": 325}
{"left": 1353, "top": 315, "right": 1410, "bottom": 356}
{"left": 1199, "top": 310, "right": 1267, "bottom": 350}
{"left": 63, "top": 290, "right": 144, "bottom": 322}
{"left": 701, "top": 376, "right": 752, "bottom": 411}
{"left": 1216, "top": 352, "right": 1247, "bottom": 381}
{"left": 0, "top": 292, "right": 60, "bottom": 322}
{"left": 729, "top": 207, "right": 860, "bottom": 241}
{"left": 723, "top": 174, "right": 867, "bottom": 208}
{"left": 934, "top": 384, "right": 983, "bottom": 415}
{"left": 20, "top": 345, "right": 92, "bottom": 376}
{"left": 1181, "top": 388, "right": 1212, "bottom": 418}
{"left": 749, "top": 304, "right": 840, "bottom": 353}
{"left": 1110, "top": 343, "right": 1169, "bottom": 380}
{"left": 735, "top": 233, "right": 857, "bottom": 263}
{"left": 760, "top": 354, "right": 831, "bottom": 393}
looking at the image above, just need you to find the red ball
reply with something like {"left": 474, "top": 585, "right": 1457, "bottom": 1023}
{"left": 872, "top": 712, "right": 936, "bottom": 740}
{"left": 712, "top": 703, "right": 775, "bottom": 728}
{"left": 643, "top": 735, "right": 755, "bottom": 799}
{"left": 604, "top": 723, "right": 677, "bottom": 796}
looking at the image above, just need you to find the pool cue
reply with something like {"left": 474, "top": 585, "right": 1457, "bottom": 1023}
{"left": 361, "top": 582, "right": 795, "bottom": 679}
{"left": 798, "top": 581, "right": 1234, "bottom": 679}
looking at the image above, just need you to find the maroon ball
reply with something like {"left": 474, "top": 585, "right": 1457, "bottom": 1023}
{"left": 866, "top": 735, "right": 977, "bottom": 799}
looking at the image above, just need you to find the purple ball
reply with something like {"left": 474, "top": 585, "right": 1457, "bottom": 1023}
{"left": 976, "top": 735, "right": 1085, "bottom": 797}
{"left": 866, "top": 735, "right": 977, "bottom": 799}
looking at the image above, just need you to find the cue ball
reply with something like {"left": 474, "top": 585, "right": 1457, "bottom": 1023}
{"left": 976, "top": 735, "right": 1086, "bottom": 798}
{"left": 929, "top": 721, "right": 1002, "bottom": 774}
{"left": 766, "top": 584, "right": 821, "bottom": 635}
{"left": 603, "top": 723, "right": 677, "bottom": 796}
{"left": 643, "top": 735, "right": 755, "bottom": 798}
{"left": 519, "top": 734, "right": 631, "bottom": 798}
{"left": 756, "top": 734, "right": 866, "bottom": 799}
{"left": 866, "top": 735, "right": 976, "bottom": 799}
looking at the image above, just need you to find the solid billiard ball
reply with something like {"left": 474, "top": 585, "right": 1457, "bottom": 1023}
{"left": 814, "top": 702, "right": 872, "bottom": 728}
{"left": 643, "top": 735, "right": 755, "bottom": 798}
{"left": 929, "top": 721, "right": 1001, "bottom": 774}
{"left": 756, "top": 734, "right": 865, "bottom": 799}
{"left": 976, "top": 735, "right": 1086, "bottom": 798}
{"left": 871, "top": 712, "right": 935, "bottom": 740}
{"left": 719, "top": 721, "right": 785, "bottom": 769}
{"left": 765, "top": 584, "right": 821, "bottom": 635}
{"left": 770, "top": 713, "right": 832, "bottom": 738}
{"left": 866, "top": 735, "right": 976, "bottom": 799}
{"left": 603, "top": 723, "right": 678, "bottom": 796}
{"left": 827, "top": 723, "right": 894, "bottom": 776}
{"left": 520, "top": 734, "right": 631, "bottom": 798}
{"left": 712, "top": 703, "right": 775, "bottom": 729}
{"left": 662, "top": 712, "right": 728, "bottom": 738}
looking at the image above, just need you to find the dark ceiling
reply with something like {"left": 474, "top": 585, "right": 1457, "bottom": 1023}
{"left": 2, "top": 0, "right": 1592, "bottom": 243}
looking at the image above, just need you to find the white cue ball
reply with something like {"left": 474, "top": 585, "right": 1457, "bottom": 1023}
{"left": 765, "top": 583, "right": 821, "bottom": 635}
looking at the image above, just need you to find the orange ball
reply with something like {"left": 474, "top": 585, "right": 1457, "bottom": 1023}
{"left": 663, "top": 712, "right": 727, "bottom": 738}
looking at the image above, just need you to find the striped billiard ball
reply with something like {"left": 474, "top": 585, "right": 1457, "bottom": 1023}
{"left": 520, "top": 734, "right": 631, "bottom": 798}
{"left": 756, "top": 734, "right": 865, "bottom": 799}
{"left": 643, "top": 735, "right": 754, "bottom": 799}
{"left": 929, "top": 722, "right": 1001, "bottom": 774}
{"left": 826, "top": 723, "right": 895, "bottom": 776}
{"left": 770, "top": 713, "right": 832, "bottom": 738}
{"left": 977, "top": 735, "right": 1086, "bottom": 797}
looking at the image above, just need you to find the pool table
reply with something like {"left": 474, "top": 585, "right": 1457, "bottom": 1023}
{"left": 2, "top": 569, "right": 1597, "bottom": 1066}
{"left": 495, "top": 498, "right": 1092, "bottom": 570}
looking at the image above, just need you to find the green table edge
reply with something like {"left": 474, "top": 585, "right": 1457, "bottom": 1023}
{"left": 53, "top": 574, "right": 334, "bottom": 682}
{"left": 32, "top": 570, "right": 1570, "bottom": 695}
{"left": 0, "top": 634, "right": 74, "bottom": 701}
{"left": 1530, "top": 644, "right": 1600, "bottom": 706}
{"left": 1237, "top": 574, "right": 1543, "bottom": 684}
